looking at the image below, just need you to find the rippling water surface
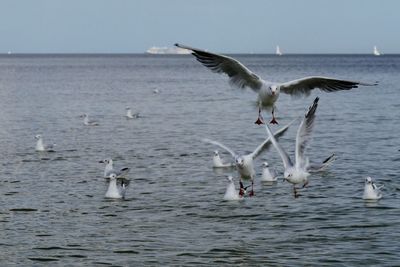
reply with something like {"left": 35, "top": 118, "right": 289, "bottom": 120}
{"left": 0, "top": 54, "right": 399, "bottom": 266}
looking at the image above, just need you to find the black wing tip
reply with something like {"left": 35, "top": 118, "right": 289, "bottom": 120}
{"left": 174, "top": 43, "right": 180, "bottom": 47}
{"left": 305, "top": 97, "right": 319, "bottom": 118}
{"left": 322, "top": 153, "right": 335, "bottom": 163}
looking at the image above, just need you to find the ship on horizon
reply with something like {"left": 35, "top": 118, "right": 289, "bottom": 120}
{"left": 146, "top": 46, "right": 190, "bottom": 55}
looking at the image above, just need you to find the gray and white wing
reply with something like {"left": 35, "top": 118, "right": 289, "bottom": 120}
{"left": 202, "top": 138, "right": 237, "bottom": 159}
{"left": 264, "top": 124, "right": 293, "bottom": 169}
{"left": 280, "top": 76, "right": 377, "bottom": 97}
{"left": 117, "top": 167, "right": 130, "bottom": 178}
{"left": 250, "top": 118, "right": 296, "bottom": 159}
{"left": 307, "top": 153, "right": 336, "bottom": 173}
{"left": 295, "top": 97, "right": 319, "bottom": 169}
{"left": 175, "top": 43, "right": 264, "bottom": 91}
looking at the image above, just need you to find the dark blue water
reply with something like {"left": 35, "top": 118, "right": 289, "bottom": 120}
{"left": 0, "top": 54, "right": 399, "bottom": 266}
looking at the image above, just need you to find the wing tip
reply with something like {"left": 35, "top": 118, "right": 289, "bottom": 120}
{"left": 305, "top": 97, "right": 319, "bottom": 118}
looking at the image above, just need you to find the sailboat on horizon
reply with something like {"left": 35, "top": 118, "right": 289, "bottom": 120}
{"left": 373, "top": 46, "right": 381, "bottom": 56}
{"left": 276, "top": 45, "right": 282, "bottom": 56}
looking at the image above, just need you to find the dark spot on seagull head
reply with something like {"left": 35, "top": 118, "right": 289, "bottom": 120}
{"left": 214, "top": 150, "right": 219, "bottom": 156}
{"left": 235, "top": 157, "right": 244, "bottom": 167}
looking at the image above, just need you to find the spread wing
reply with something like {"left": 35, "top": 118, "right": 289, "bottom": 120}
{"left": 280, "top": 76, "right": 377, "bottom": 97}
{"left": 295, "top": 97, "right": 319, "bottom": 168}
{"left": 202, "top": 138, "right": 237, "bottom": 159}
{"left": 175, "top": 43, "right": 264, "bottom": 91}
{"left": 250, "top": 118, "right": 296, "bottom": 160}
{"left": 264, "top": 124, "right": 293, "bottom": 170}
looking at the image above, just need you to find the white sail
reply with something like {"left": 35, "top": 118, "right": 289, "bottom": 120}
{"left": 373, "top": 46, "right": 380, "bottom": 56}
{"left": 276, "top": 45, "right": 282, "bottom": 56}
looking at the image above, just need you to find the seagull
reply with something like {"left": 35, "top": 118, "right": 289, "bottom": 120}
{"left": 265, "top": 97, "right": 319, "bottom": 197}
{"left": 175, "top": 43, "right": 377, "bottom": 124}
{"left": 203, "top": 120, "right": 293, "bottom": 196}
{"left": 223, "top": 176, "right": 244, "bottom": 201}
{"left": 126, "top": 107, "right": 140, "bottom": 119}
{"left": 35, "top": 135, "right": 56, "bottom": 152}
{"left": 363, "top": 176, "right": 383, "bottom": 200}
{"left": 80, "top": 113, "right": 99, "bottom": 126}
{"left": 153, "top": 89, "right": 160, "bottom": 94}
{"left": 99, "top": 159, "right": 130, "bottom": 178}
{"left": 260, "top": 162, "right": 277, "bottom": 182}
{"left": 105, "top": 173, "right": 128, "bottom": 199}
{"left": 213, "top": 150, "right": 235, "bottom": 168}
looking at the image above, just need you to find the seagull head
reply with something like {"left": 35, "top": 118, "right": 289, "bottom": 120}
{"left": 99, "top": 159, "right": 111, "bottom": 164}
{"left": 35, "top": 134, "right": 42, "bottom": 140}
{"left": 262, "top": 162, "right": 269, "bottom": 168}
{"left": 109, "top": 173, "right": 117, "bottom": 180}
{"left": 80, "top": 113, "right": 88, "bottom": 118}
{"left": 235, "top": 157, "right": 245, "bottom": 168}
{"left": 284, "top": 170, "right": 293, "bottom": 180}
{"left": 126, "top": 107, "right": 131, "bottom": 110}
{"left": 214, "top": 150, "right": 219, "bottom": 156}
{"left": 226, "top": 175, "right": 233, "bottom": 182}
{"left": 365, "top": 177, "right": 373, "bottom": 184}
{"left": 269, "top": 85, "right": 279, "bottom": 96}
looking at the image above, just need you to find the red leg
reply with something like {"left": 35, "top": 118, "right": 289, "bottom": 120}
{"left": 239, "top": 180, "right": 245, "bottom": 196}
{"left": 249, "top": 180, "right": 255, "bottom": 197}
{"left": 269, "top": 106, "right": 278, "bottom": 124}
{"left": 254, "top": 106, "right": 264, "bottom": 125}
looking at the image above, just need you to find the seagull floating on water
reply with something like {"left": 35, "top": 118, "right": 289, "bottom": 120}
{"left": 223, "top": 176, "right": 244, "bottom": 201}
{"left": 265, "top": 97, "right": 319, "bottom": 197}
{"left": 363, "top": 176, "right": 383, "bottom": 200}
{"left": 126, "top": 107, "right": 140, "bottom": 119}
{"left": 99, "top": 159, "right": 130, "bottom": 178}
{"left": 203, "top": 120, "right": 293, "bottom": 197}
{"left": 175, "top": 43, "right": 377, "bottom": 125}
{"left": 35, "top": 135, "right": 56, "bottom": 152}
{"left": 213, "top": 150, "right": 235, "bottom": 168}
{"left": 260, "top": 162, "right": 277, "bottom": 182}
{"left": 105, "top": 173, "right": 128, "bottom": 199}
{"left": 80, "top": 113, "right": 99, "bottom": 126}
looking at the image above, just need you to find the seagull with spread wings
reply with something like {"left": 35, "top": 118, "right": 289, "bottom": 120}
{"left": 265, "top": 97, "right": 319, "bottom": 197}
{"left": 175, "top": 43, "right": 377, "bottom": 124}
{"left": 203, "top": 120, "right": 293, "bottom": 196}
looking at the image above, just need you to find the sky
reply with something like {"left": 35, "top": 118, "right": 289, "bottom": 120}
{"left": 0, "top": 0, "right": 399, "bottom": 54}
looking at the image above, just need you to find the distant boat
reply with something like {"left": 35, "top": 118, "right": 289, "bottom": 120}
{"left": 146, "top": 46, "right": 190, "bottom": 55}
{"left": 276, "top": 45, "right": 282, "bottom": 56}
{"left": 7, "top": 51, "right": 11, "bottom": 55}
{"left": 373, "top": 46, "right": 381, "bottom": 56}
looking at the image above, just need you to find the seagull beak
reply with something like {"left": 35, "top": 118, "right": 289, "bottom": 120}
{"left": 98, "top": 160, "right": 104, "bottom": 163}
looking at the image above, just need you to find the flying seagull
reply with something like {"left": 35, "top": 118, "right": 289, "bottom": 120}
{"left": 265, "top": 97, "right": 319, "bottom": 197}
{"left": 175, "top": 43, "right": 377, "bottom": 124}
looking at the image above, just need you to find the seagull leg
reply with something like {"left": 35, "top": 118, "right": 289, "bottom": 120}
{"left": 254, "top": 106, "right": 265, "bottom": 125}
{"left": 239, "top": 180, "right": 245, "bottom": 197}
{"left": 293, "top": 186, "right": 300, "bottom": 198}
{"left": 269, "top": 106, "right": 278, "bottom": 124}
{"left": 249, "top": 180, "right": 255, "bottom": 197}
{"left": 302, "top": 180, "right": 309, "bottom": 188}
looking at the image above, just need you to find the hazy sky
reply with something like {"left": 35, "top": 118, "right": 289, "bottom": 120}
{"left": 1, "top": 0, "right": 399, "bottom": 53}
